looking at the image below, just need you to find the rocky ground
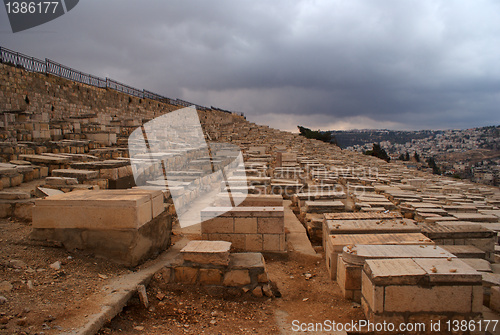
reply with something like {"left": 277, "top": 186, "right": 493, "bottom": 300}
{"left": 0, "top": 217, "right": 130, "bottom": 335}
{"left": 96, "top": 252, "right": 364, "bottom": 335}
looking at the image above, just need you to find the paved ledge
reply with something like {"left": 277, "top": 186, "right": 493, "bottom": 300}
{"left": 283, "top": 200, "right": 319, "bottom": 258}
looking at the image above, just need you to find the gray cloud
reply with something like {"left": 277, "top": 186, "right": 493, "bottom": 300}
{"left": 1, "top": 0, "right": 499, "bottom": 130}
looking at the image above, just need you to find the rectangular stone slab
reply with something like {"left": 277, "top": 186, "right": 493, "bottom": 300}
{"left": 422, "top": 224, "right": 495, "bottom": 239}
{"left": 35, "top": 189, "right": 159, "bottom": 206}
{"left": 438, "top": 221, "right": 500, "bottom": 234}
{"left": 415, "top": 208, "right": 449, "bottom": 215}
{"left": 201, "top": 207, "right": 284, "bottom": 218}
{"left": 344, "top": 244, "right": 455, "bottom": 262}
{"left": 439, "top": 245, "right": 487, "bottom": 259}
{"left": 19, "top": 154, "right": 70, "bottom": 164}
{"left": 33, "top": 189, "right": 163, "bottom": 230}
{"left": 305, "top": 200, "right": 345, "bottom": 213}
{"left": 413, "top": 258, "right": 482, "bottom": 283}
{"left": 294, "top": 191, "right": 347, "bottom": 202}
{"left": 324, "top": 212, "right": 402, "bottom": 220}
{"left": 364, "top": 258, "right": 427, "bottom": 285}
{"left": 228, "top": 253, "right": 265, "bottom": 270}
{"left": 404, "top": 202, "right": 443, "bottom": 209}
{"left": 51, "top": 169, "right": 99, "bottom": 181}
{"left": 355, "top": 195, "right": 391, "bottom": 201}
{"left": 451, "top": 213, "right": 499, "bottom": 222}
{"left": 215, "top": 194, "right": 283, "bottom": 207}
{"left": 355, "top": 201, "right": 396, "bottom": 210}
{"left": 460, "top": 258, "right": 492, "bottom": 273}
{"left": 443, "top": 205, "right": 478, "bottom": 213}
{"left": 181, "top": 240, "right": 231, "bottom": 266}
{"left": 325, "top": 219, "right": 420, "bottom": 235}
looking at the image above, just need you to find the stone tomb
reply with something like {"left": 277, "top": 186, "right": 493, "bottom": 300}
{"left": 303, "top": 200, "right": 345, "bottom": 214}
{"left": 361, "top": 258, "right": 482, "bottom": 325}
{"left": 51, "top": 168, "right": 99, "bottom": 183}
{"left": 322, "top": 212, "right": 403, "bottom": 247}
{"left": 291, "top": 190, "right": 347, "bottom": 208}
{"left": 440, "top": 245, "right": 487, "bottom": 259}
{"left": 201, "top": 206, "right": 285, "bottom": 252}
{"left": 323, "top": 217, "right": 421, "bottom": 253}
{"left": 325, "top": 233, "right": 434, "bottom": 280}
{"left": 166, "top": 241, "right": 272, "bottom": 296}
{"left": 270, "top": 180, "right": 304, "bottom": 199}
{"left": 353, "top": 194, "right": 397, "bottom": 211}
{"left": 31, "top": 189, "right": 171, "bottom": 266}
{"left": 422, "top": 223, "right": 496, "bottom": 261}
{"left": 451, "top": 212, "right": 499, "bottom": 223}
{"left": 276, "top": 152, "right": 298, "bottom": 167}
{"left": 214, "top": 193, "right": 283, "bottom": 207}
{"left": 273, "top": 167, "right": 303, "bottom": 180}
{"left": 70, "top": 160, "right": 134, "bottom": 189}
{"left": 337, "top": 244, "right": 455, "bottom": 303}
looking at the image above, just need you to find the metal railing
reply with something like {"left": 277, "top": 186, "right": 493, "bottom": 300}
{"left": 0, "top": 45, "right": 177, "bottom": 105}
{"left": 106, "top": 78, "right": 143, "bottom": 98}
{"left": 0, "top": 45, "right": 244, "bottom": 116}
{"left": 46, "top": 59, "right": 106, "bottom": 88}
{"left": 0, "top": 47, "right": 46, "bottom": 73}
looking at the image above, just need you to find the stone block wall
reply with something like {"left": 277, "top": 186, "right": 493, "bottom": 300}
{"left": 0, "top": 63, "right": 178, "bottom": 122}
{"left": 159, "top": 252, "right": 273, "bottom": 298}
{"left": 0, "top": 63, "right": 245, "bottom": 146}
{"left": 201, "top": 207, "right": 286, "bottom": 252}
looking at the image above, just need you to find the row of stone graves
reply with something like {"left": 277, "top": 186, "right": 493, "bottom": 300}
{"left": 209, "top": 118, "right": 500, "bottom": 327}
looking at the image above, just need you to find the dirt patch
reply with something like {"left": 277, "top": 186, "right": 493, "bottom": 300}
{"left": 0, "top": 218, "right": 130, "bottom": 335}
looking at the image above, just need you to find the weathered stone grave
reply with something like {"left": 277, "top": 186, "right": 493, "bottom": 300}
{"left": 215, "top": 193, "right": 283, "bottom": 207}
{"left": 422, "top": 223, "right": 496, "bottom": 261}
{"left": 31, "top": 189, "right": 171, "bottom": 266}
{"left": 323, "top": 218, "right": 421, "bottom": 253}
{"left": 361, "top": 258, "right": 482, "bottom": 325}
{"left": 337, "top": 244, "right": 455, "bottom": 302}
{"left": 159, "top": 240, "right": 273, "bottom": 297}
{"left": 322, "top": 212, "right": 404, "bottom": 247}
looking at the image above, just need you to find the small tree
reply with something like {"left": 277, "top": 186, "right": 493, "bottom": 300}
{"left": 427, "top": 157, "right": 441, "bottom": 175}
{"left": 364, "top": 143, "right": 390, "bottom": 162}
{"left": 414, "top": 152, "right": 420, "bottom": 163}
{"left": 297, "top": 126, "right": 337, "bottom": 145}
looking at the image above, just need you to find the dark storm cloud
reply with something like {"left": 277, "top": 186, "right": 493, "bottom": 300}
{"left": 1, "top": 0, "right": 499, "bottom": 131}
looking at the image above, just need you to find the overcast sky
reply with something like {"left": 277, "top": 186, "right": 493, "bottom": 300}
{"left": 1, "top": 0, "right": 499, "bottom": 132}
